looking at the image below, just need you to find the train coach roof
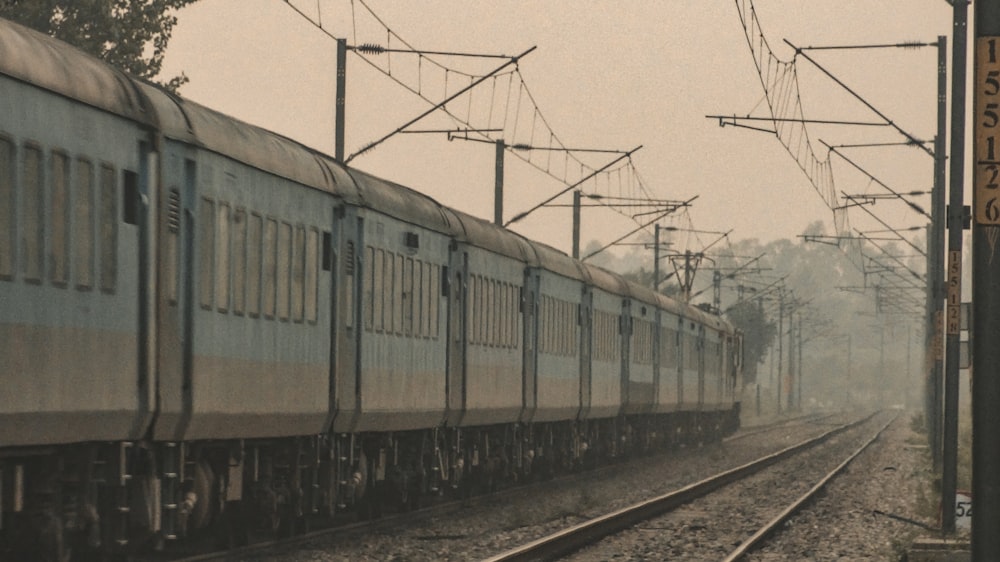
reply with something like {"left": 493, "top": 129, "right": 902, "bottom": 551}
{"left": 446, "top": 208, "right": 536, "bottom": 262}
{"left": 579, "top": 262, "right": 630, "bottom": 296}
{"left": 526, "top": 240, "right": 588, "bottom": 282}
{"left": 142, "top": 83, "right": 360, "bottom": 199}
{"left": 0, "top": 18, "right": 150, "bottom": 123}
{"left": 345, "top": 168, "right": 456, "bottom": 235}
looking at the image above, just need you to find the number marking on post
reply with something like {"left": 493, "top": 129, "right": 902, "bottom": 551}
{"left": 976, "top": 37, "right": 1000, "bottom": 224}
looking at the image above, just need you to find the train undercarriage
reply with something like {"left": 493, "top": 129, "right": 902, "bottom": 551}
{"left": 0, "top": 406, "right": 738, "bottom": 561}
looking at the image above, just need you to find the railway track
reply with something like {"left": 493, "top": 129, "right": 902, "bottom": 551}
{"left": 482, "top": 411, "right": 882, "bottom": 562}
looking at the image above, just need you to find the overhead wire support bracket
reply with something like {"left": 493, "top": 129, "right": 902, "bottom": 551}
{"left": 504, "top": 145, "right": 642, "bottom": 227}
{"left": 351, "top": 43, "right": 518, "bottom": 59}
{"left": 346, "top": 45, "right": 537, "bottom": 162}
{"left": 580, "top": 195, "right": 700, "bottom": 262}
{"left": 797, "top": 41, "right": 937, "bottom": 51}
{"left": 841, "top": 192, "right": 928, "bottom": 257}
{"left": 706, "top": 114, "right": 890, "bottom": 127}
{"left": 783, "top": 38, "right": 934, "bottom": 158}
{"left": 822, "top": 139, "right": 931, "bottom": 219}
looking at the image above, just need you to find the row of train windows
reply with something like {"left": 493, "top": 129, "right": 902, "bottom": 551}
{"left": 633, "top": 320, "right": 654, "bottom": 365}
{"left": 539, "top": 295, "right": 577, "bottom": 356}
{"left": 660, "top": 329, "right": 679, "bottom": 366}
{"left": 363, "top": 246, "right": 441, "bottom": 339}
{"left": 592, "top": 310, "right": 620, "bottom": 362}
{"left": 0, "top": 137, "right": 118, "bottom": 291}
{"left": 196, "top": 197, "right": 320, "bottom": 324}
{"left": 469, "top": 275, "right": 520, "bottom": 349}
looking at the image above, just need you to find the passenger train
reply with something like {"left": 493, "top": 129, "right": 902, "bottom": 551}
{"left": 0, "top": 17, "right": 742, "bottom": 560}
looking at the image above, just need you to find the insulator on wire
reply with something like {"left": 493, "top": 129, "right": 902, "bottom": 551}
{"left": 356, "top": 43, "right": 385, "bottom": 55}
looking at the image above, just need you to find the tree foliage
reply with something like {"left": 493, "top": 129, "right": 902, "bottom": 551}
{"left": 0, "top": 0, "right": 196, "bottom": 91}
{"left": 726, "top": 298, "right": 775, "bottom": 384}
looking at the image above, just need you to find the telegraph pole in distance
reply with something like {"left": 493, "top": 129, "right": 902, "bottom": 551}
{"left": 973, "top": 1, "right": 1000, "bottom": 555}
{"left": 335, "top": 38, "right": 347, "bottom": 162}
{"left": 495, "top": 139, "right": 504, "bottom": 225}
{"left": 777, "top": 292, "right": 784, "bottom": 414}
{"left": 927, "top": 36, "right": 947, "bottom": 473}
{"left": 572, "top": 191, "right": 581, "bottom": 259}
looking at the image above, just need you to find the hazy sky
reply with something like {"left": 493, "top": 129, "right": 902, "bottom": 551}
{"left": 161, "top": 1, "right": 955, "bottom": 257}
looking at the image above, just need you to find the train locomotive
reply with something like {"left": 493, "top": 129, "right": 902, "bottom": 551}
{"left": 0, "top": 17, "right": 742, "bottom": 561}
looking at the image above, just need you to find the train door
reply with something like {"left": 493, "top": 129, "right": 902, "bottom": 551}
{"left": 619, "top": 300, "right": 631, "bottom": 411}
{"left": 521, "top": 269, "right": 540, "bottom": 423}
{"left": 153, "top": 151, "right": 197, "bottom": 441}
{"left": 134, "top": 140, "right": 156, "bottom": 436}
{"left": 652, "top": 309, "right": 661, "bottom": 412}
{"left": 578, "top": 286, "right": 593, "bottom": 419}
{"left": 676, "top": 316, "right": 684, "bottom": 407}
{"left": 445, "top": 246, "right": 468, "bottom": 427}
{"left": 698, "top": 326, "right": 706, "bottom": 409}
{"left": 331, "top": 206, "right": 362, "bottom": 433}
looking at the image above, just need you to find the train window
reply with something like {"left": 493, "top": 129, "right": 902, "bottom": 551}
{"left": 545, "top": 296, "right": 553, "bottom": 353}
{"left": 382, "top": 250, "right": 392, "bottom": 333}
{"left": 390, "top": 252, "right": 401, "bottom": 334}
{"left": 660, "top": 328, "right": 677, "bottom": 368}
{"left": 482, "top": 277, "right": 489, "bottom": 345}
{"left": 292, "top": 225, "right": 305, "bottom": 322}
{"left": 364, "top": 245, "right": 375, "bottom": 331}
{"left": 22, "top": 144, "right": 43, "bottom": 283}
{"left": 0, "top": 137, "right": 11, "bottom": 280}
{"left": 477, "top": 276, "right": 485, "bottom": 345}
{"left": 374, "top": 248, "right": 385, "bottom": 332}
{"left": 684, "top": 335, "right": 697, "bottom": 370}
{"left": 232, "top": 208, "right": 246, "bottom": 315}
{"left": 511, "top": 285, "right": 519, "bottom": 349}
{"left": 635, "top": 320, "right": 653, "bottom": 364}
{"left": 495, "top": 281, "right": 503, "bottom": 347}
{"left": 247, "top": 213, "right": 262, "bottom": 317}
{"left": 165, "top": 187, "right": 179, "bottom": 302}
{"left": 422, "top": 261, "right": 432, "bottom": 337}
{"left": 277, "top": 221, "right": 291, "bottom": 321}
{"left": 74, "top": 159, "right": 94, "bottom": 290}
{"left": 466, "top": 275, "right": 475, "bottom": 343}
{"left": 403, "top": 257, "right": 413, "bottom": 337}
{"left": 50, "top": 151, "right": 70, "bottom": 287}
{"left": 98, "top": 164, "right": 117, "bottom": 292}
{"left": 499, "top": 283, "right": 507, "bottom": 348}
{"left": 215, "top": 202, "right": 230, "bottom": 312}
{"left": 198, "top": 198, "right": 214, "bottom": 309}
{"left": 99, "top": 164, "right": 117, "bottom": 293}
{"left": 414, "top": 259, "right": 423, "bottom": 337}
{"left": 486, "top": 278, "right": 492, "bottom": 345}
{"left": 305, "top": 228, "right": 318, "bottom": 324}
{"left": 430, "top": 263, "right": 440, "bottom": 338}
{"left": 262, "top": 218, "right": 277, "bottom": 318}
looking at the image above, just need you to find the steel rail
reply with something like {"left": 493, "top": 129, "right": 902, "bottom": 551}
{"left": 481, "top": 412, "right": 877, "bottom": 562}
{"left": 721, "top": 413, "right": 897, "bottom": 561}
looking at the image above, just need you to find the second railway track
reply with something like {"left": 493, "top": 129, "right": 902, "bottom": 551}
{"left": 487, "top": 411, "right": 887, "bottom": 562}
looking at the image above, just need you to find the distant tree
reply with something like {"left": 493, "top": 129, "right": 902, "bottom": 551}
{"left": 0, "top": 0, "right": 196, "bottom": 91}
{"left": 725, "top": 298, "right": 776, "bottom": 385}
